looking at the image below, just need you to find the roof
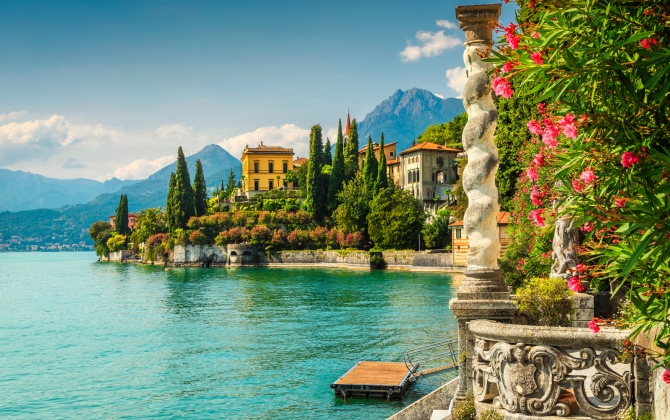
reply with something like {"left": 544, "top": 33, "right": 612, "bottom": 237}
{"left": 400, "top": 141, "right": 461, "bottom": 155}
{"left": 243, "top": 142, "right": 294, "bottom": 154}
{"left": 358, "top": 141, "right": 398, "bottom": 154}
{"left": 449, "top": 211, "right": 510, "bottom": 227}
{"left": 293, "top": 157, "right": 309, "bottom": 167}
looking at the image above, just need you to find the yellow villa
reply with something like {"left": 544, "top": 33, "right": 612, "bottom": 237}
{"left": 240, "top": 142, "right": 294, "bottom": 198}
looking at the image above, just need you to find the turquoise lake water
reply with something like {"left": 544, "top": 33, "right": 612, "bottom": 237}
{"left": 0, "top": 252, "right": 458, "bottom": 419}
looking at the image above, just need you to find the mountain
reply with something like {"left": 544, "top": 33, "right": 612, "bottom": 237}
{"left": 358, "top": 88, "right": 464, "bottom": 152}
{"left": 0, "top": 144, "right": 241, "bottom": 246}
{"left": 0, "top": 169, "right": 139, "bottom": 212}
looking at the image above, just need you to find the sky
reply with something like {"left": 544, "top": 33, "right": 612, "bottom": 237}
{"left": 0, "top": 0, "right": 518, "bottom": 181}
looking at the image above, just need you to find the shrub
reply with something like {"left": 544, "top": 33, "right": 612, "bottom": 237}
{"left": 478, "top": 407, "right": 503, "bottom": 420}
{"left": 516, "top": 277, "right": 574, "bottom": 327}
{"left": 286, "top": 229, "right": 310, "bottom": 250}
{"left": 250, "top": 225, "right": 272, "bottom": 245}
{"left": 146, "top": 233, "right": 169, "bottom": 261}
{"left": 107, "top": 234, "right": 127, "bottom": 252}
{"left": 215, "top": 227, "right": 250, "bottom": 245}
{"left": 309, "top": 226, "right": 328, "bottom": 249}
{"left": 451, "top": 393, "right": 476, "bottom": 420}
{"left": 270, "top": 229, "right": 287, "bottom": 250}
{"left": 342, "top": 231, "right": 364, "bottom": 249}
{"left": 189, "top": 230, "right": 210, "bottom": 245}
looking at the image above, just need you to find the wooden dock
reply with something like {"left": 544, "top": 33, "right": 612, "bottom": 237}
{"left": 330, "top": 361, "right": 418, "bottom": 400}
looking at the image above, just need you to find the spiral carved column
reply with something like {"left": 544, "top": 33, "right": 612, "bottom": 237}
{"left": 449, "top": 4, "right": 516, "bottom": 403}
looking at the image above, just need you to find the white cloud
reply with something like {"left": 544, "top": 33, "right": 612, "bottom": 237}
{"left": 113, "top": 155, "right": 175, "bottom": 180}
{"left": 445, "top": 66, "right": 468, "bottom": 98}
{"left": 0, "top": 115, "right": 122, "bottom": 167}
{"left": 0, "top": 110, "right": 28, "bottom": 122}
{"left": 436, "top": 19, "right": 458, "bottom": 30}
{"left": 399, "top": 20, "right": 462, "bottom": 62}
{"left": 218, "top": 124, "right": 310, "bottom": 160}
{"left": 155, "top": 123, "right": 193, "bottom": 139}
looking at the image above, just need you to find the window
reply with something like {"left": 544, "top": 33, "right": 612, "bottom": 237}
{"left": 283, "top": 161, "right": 288, "bottom": 173}
{"left": 269, "top": 180, "right": 274, "bottom": 190}
{"left": 437, "top": 171, "right": 445, "bottom": 184}
{"left": 456, "top": 229, "right": 462, "bottom": 239}
{"left": 269, "top": 162, "right": 274, "bottom": 173}
{"left": 254, "top": 162, "right": 259, "bottom": 173}
{"left": 254, "top": 180, "right": 259, "bottom": 191}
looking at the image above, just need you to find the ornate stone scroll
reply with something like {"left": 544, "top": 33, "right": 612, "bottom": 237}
{"left": 473, "top": 339, "right": 632, "bottom": 419}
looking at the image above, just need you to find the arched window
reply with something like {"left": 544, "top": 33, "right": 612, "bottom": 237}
{"left": 436, "top": 171, "right": 445, "bottom": 184}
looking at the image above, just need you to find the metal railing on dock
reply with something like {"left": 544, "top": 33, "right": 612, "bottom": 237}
{"left": 403, "top": 338, "right": 459, "bottom": 377}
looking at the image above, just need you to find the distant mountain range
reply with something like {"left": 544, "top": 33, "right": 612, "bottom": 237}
{"left": 0, "top": 88, "right": 464, "bottom": 246}
{"left": 0, "top": 170, "right": 139, "bottom": 212}
{"left": 358, "top": 88, "right": 464, "bottom": 152}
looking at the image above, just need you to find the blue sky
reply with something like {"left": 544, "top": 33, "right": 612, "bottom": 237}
{"left": 0, "top": 0, "right": 517, "bottom": 181}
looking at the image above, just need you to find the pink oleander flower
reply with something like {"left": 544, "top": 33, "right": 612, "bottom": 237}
{"left": 581, "top": 222, "right": 594, "bottom": 232}
{"left": 533, "top": 152, "right": 544, "bottom": 167}
{"left": 542, "top": 124, "right": 559, "bottom": 148}
{"left": 527, "top": 119, "right": 543, "bottom": 136}
{"left": 568, "top": 276, "right": 584, "bottom": 293}
{"left": 492, "top": 77, "right": 514, "bottom": 98}
{"left": 572, "top": 179, "right": 584, "bottom": 192}
{"left": 579, "top": 169, "right": 597, "bottom": 184}
{"left": 530, "top": 51, "right": 543, "bottom": 65}
{"left": 517, "top": 258, "right": 526, "bottom": 271}
{"left": 502, "top": 60, "right": 515, "bottom": 73}
{"left": 614, "top": 198, "right": 626, "bottom": 207}
{"left": 537, "top": 102, "right": 547, "bottom": 115}
{"left": 526, "top": 166, "right": 539, "bottom": 181}
{"left": 503, "top": 23, "right": 521, "bottom": 50}
{"left": 575, "top": 263, "right": 584, "bottom": 273}
{"left": 663, "top": 369, "right": 670, "bottom": 384}
{"left": 531, "top": 32, "right": 540, "bottom": 39}
{"left": 559, "top": 113, "right": 578, "bottom": 139}
{"left": 529, "top": 209, "right": 545, "bottom": 227}
{"left": 621, "top": 151, "right": 640, "bottom": 168}
{"left": 530, "top": 185, "right": 542, "bottom": 206}
{"left": 640, "top": 38, "right": 658, "bottom": 49}
{"left": 588, "top": 319, "right": 600, "bottom": 333}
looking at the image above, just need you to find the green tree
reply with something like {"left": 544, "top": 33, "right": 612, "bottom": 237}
{"left": 89, "top": 221, "right": 113, "bottom": 257}
{"left": 174, "top": 146, "right": 195, "bottom": 229}
{"left": 344, "top": 119, "right": 359, "bottom": 180}
{"left": 193, "top": 159, "right": 207, "bottom": 217}
{"left": 324, "top": 137, "right": 332, "bottom": 165}
{"left": 107, "top": 234, "right": 127, "bottom": 252}
{"left": 166, "top": 172, "right": 178, "bottom": 233}
{"left": 304, "top": 124, "right": 327, "bottom": 220}
{"left": 225, "top": 168, "right": 236, "bottom": 198}
{"left": 328, "top": 119, "right": 346, "bottom": 213}
{"left": 130, "top": 207, "right": 166, "bottom": 246}
{"left": 114, "top": 194, "right": 129, "bottom": 236}
{"left": 416, "top": 112, "right": 467, "bottom": 149}
{"left": 362, "top": 136, "right": 378, "bottom": 194}
{"left": 334, "top": 174, "right": 371, "bottom": 236}
{"left": 368, "top": 188, "right": 425, "bottom": 250}
{"left": 422, "top": 209, "right": 452, "bottom": 249}
{"left": 377, "top": 133, "right": 388, "bottom": 191}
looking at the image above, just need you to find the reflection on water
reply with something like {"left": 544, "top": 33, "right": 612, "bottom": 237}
{"left": 0, "top": 253, "right": 458, "bottom": 420}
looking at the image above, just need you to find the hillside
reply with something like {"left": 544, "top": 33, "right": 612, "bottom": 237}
{"left": 357, "top": 88, "right": 464, "bottom": 152}
{"left": 0, "top": 170, "right": 139, "bottom": 212}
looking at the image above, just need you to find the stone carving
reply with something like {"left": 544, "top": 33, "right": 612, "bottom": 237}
{"left": 473, "top": 338, "right": 632, "bottom": 419}
{"left": 550, "top": 217, "right": 580, "bottom": 279}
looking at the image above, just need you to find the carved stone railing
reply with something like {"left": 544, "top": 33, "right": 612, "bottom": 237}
{"left": 466, "top": 320, "right": 649, "bottom": 419}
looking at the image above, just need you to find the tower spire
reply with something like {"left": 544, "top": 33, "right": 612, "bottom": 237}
{"left": 345, "top": 109, "right": 351, "bottom": 137}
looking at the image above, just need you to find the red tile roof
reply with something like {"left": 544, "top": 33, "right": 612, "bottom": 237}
{"left": 400, "top": 141, "right": 461, "bottom": 155}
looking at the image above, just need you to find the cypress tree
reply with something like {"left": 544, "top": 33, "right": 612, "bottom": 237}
{"left": 344, "top": 119, "right": 359, "bottom": 180}
{"left": 166, "top": 172, "right": 178, "bottom": 233}
{"left": 193, "top": 159, "right": 207, "bottom": 217}
{"left": 115, "top": 194, "right": 130, "bottom": 235}
{"left": 362, "top": 136, "right": 378, "bottom": 194}
{"left": 175, "top": 146, "right": 195, "bottom": 229}
{"left": 324, "top": 138, "right": 332, "bottom": 165}
{"left": 225, "top": 168, "right": 236, "bottom": 198}
{"left": 305, "top": 124, "right": 327, "bottom": 220}
{"left": 377, "top": 133, "right": 388, "bottom": 192}
{"left": 328, "top": 119, "right": 346, "bottom": 213}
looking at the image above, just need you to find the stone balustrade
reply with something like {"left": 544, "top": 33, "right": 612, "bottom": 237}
{"left": 466, "top": 320, "right": 650, "bottom": 419}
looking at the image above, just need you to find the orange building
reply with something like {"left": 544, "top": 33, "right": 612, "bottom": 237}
{"left": 358, "top": 141, "right": 398, "bottom": 168}
{"left": 449, "top": 211, "right": 511, "bottom": 266}
{"left": 109, "top": 213, "right": 138, "bottom": 231}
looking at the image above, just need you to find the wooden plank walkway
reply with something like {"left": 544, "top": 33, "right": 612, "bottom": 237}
{"left": 330, "top": 361, "right": 417, "bottom": 400}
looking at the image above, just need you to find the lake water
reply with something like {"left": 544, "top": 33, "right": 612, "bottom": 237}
{"left": 0, "top": 252, "right": 458, "bottom": 419}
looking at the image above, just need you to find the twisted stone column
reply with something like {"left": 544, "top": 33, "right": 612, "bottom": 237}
{"left": 449, "top": 4, "right": 516, "bottom": 402}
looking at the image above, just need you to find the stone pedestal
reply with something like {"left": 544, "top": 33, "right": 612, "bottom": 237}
{"left": 450, "top": 3, "right": 516, "bottom": 402}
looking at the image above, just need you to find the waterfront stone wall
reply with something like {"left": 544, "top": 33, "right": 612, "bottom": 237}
{"left": 259, "top": 250, "right": 456, "bottom": 270}
{"left": 171, "top": 244, "right": 227, "bottom": 266}
{"left": 107, "top": 250, "right": 136, "bottom": 262}
{"left": 387, "top": 378, "right": 458, "bottom": 420}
